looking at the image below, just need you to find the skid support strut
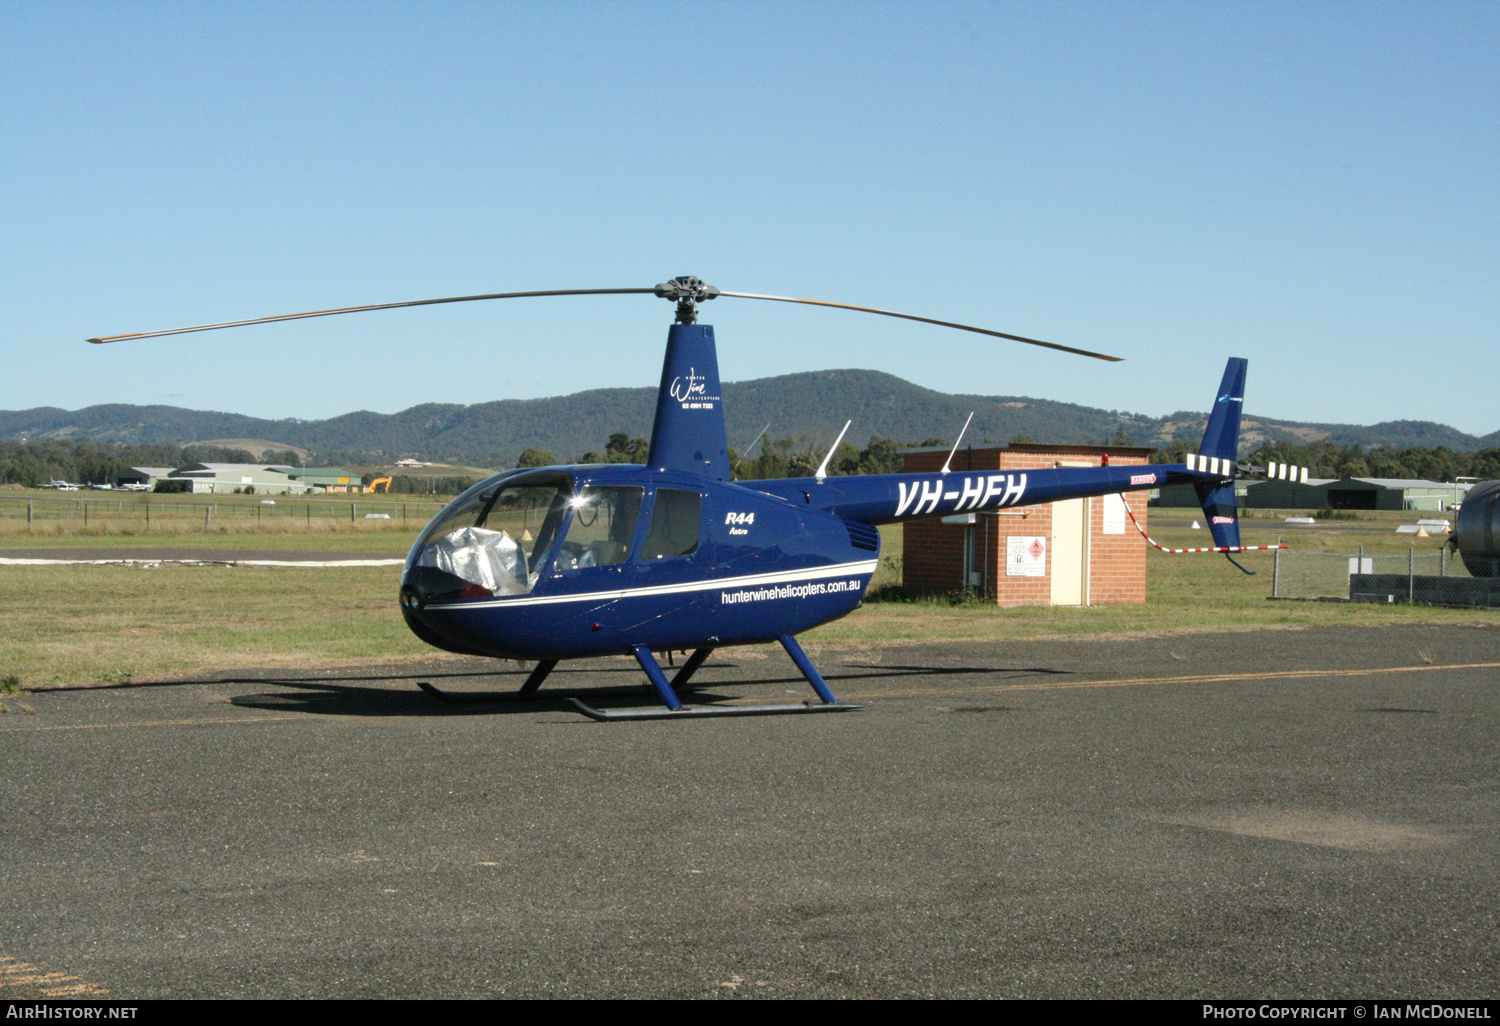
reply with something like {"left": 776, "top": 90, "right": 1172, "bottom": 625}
{"left": 519, "top": 659, "right": 558, "bottom": 693}
{"left": 634, "top": 645, "right": 684, "bottom": 710}
{"left": 567, "top": 638, "right": 859, "bottom": 721}
{"left": 670, "top": 647, "right": 715, "bottom": 690}
{"left": 778, "top": 633, "right": 838, "bottom": 703}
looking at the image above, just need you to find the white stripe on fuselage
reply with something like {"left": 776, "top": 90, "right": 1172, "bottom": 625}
{"left": 425, "top": 558, "right": 880, "bottom": 612}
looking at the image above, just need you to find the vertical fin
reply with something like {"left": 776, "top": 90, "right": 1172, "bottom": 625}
{"left": 1196, "top": 358, "right": 1247, "bottom": 549}
{"left": 646, "top": 323, "right": 731, "bottom": 479}
{"left": 1200, "top": 357, "right": 1247, "bottom": 461}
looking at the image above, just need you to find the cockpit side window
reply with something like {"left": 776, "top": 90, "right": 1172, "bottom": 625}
{"left": 553, "top": 486, "right": 644, "bottom": 572}
{"left": 640, "top": 488, "right": 702, "bottom": 560}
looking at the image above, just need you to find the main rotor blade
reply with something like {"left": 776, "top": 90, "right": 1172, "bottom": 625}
{"left": 87, "top": 279, "right": 1120, "bottom": 362}
{"left": 716, "top": 291, "right": 1123, "bottom": 362}
{"left": 87, "top": 287, "right": 658, "bottom": 343}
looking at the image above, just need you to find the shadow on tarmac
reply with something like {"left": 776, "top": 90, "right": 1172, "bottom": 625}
{"left": 29, "top": 659, "right": 1073, "bottom": 719}
{"left": 221, "top": 662, "right": 1074, "bottom": 718}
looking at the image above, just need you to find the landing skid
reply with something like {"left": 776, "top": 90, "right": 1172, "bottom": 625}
{"left": 416, "top": 634, "right": 860, "bottom": 721}
{"left": 567, "top": 697, "right": 858, "bottom": 721}
{"left": 416, "top": 680, "right": 653, "bottom": 704}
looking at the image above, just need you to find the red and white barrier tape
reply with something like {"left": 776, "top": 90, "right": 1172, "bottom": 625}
{"left": 1124, "top": 503, "right": 1286, "bottom": 554}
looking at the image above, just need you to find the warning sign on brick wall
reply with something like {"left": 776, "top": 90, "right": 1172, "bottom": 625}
{"left": 1007, "top": 535, "right": 1047, "bottom": 577}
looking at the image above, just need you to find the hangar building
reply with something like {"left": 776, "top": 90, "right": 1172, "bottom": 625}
{"left": 1154, "top": 476, "right": 1470, "bottom": 513}
{"left": 164, "top": 463, "right": 315, "bottom": 494}
{"left": 1245, "top": 476, "right": 1470, "bottom": 512}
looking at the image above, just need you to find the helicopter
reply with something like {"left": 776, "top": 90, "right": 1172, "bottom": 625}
{"left": 90, "top": 276, "right": 1302, "bottom": 720}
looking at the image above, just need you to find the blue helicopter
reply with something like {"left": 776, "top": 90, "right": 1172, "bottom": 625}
{"left": 91, "top": 276, "right": 1298, "bottom": 719}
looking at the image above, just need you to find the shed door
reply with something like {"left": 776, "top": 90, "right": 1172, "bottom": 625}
{"left": 1050, "top": 495, "right": 1089, "bottom": 606}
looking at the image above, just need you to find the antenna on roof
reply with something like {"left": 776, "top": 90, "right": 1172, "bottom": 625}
{"left": 814, "top": 421, "right": 853, "bottom": 481}
{"left": 941, "top": 413, "right": 975, "bottom": 475}
{"left": 732, "top": 423, "right": 771, "bottom": 478}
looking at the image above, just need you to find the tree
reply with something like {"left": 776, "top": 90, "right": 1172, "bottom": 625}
{"left": 183, "top": 444, "right": 256, "bottom": 464}
{"left": 1472, "top": 449, "right": 1500, "bottom": 480}
{"left": 736, "top": 436, "right": 786, "bottom": 480}
{"left": 787, "top": 450, "right": 821, "bottom": 477}
{"left": 1151, "top": 440, "right": 1191, "bottom": 465}
{"left": 828, "top": 439, "right": 861, "bottom": 477}
{"left": 857, "top": 436, "right": 902, "bottom": 476}
{"left": 604, "top": 432, "right": 649, "bottom": 464}
{"left": 516, "top": 447, "right": 557, "bottom": 468}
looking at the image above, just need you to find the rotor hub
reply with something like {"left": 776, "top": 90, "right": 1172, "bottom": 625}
{"left": 654, "top": 276, "right": 719, "bottom": 324}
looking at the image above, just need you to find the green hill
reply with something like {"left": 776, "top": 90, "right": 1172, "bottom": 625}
{"left": 2, "top": 370, "right": 1493, "bottom": 467}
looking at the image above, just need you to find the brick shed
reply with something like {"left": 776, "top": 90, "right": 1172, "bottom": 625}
{"left": 901, "top": 444, "right": 1155, "bottom": 606}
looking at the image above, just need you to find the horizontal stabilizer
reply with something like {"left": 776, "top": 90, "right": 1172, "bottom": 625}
{"left": 1186, "top": 453, "right": 1236, "bottom": 478}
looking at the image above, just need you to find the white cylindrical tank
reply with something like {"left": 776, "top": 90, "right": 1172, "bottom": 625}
{"left": 1455, "top": 480, "right": 1500, "bottom": 578}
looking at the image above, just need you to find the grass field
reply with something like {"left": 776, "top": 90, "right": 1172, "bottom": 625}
{"left": 0, "top": 488, "right": 448, "bottom": 550}
{"left": 0, "top": 509, "right": 1484, "bottom": 692}
{"left": 0, "top": 518, "right": 421, "bottom": 553}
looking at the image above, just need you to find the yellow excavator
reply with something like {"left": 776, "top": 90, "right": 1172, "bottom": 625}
{"left": 366, "top": 476, "right": 393, "bottom": 494}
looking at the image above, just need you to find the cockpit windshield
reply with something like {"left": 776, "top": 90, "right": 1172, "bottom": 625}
{"left": 410, "top": 471, "right": 571, "bottom": 597}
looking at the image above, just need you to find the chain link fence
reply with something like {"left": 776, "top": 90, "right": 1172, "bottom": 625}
{"left": 0, "top": 494, "right": 447, "bottom": 528}
{"left": 1272, "top": 547, "right": 1500, "bottom": 607}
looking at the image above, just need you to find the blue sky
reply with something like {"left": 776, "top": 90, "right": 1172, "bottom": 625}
{"left": 4, "top": 1, "right": 1496, "bottom": 437}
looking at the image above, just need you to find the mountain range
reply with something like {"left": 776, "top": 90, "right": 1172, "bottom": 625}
{"left": 3, "top": 369, "right": 1495, "bottom": 465}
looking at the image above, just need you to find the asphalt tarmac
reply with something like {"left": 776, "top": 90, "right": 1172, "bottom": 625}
{"left": 2, "top": 623, "right": 1497, "bottom": 999}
